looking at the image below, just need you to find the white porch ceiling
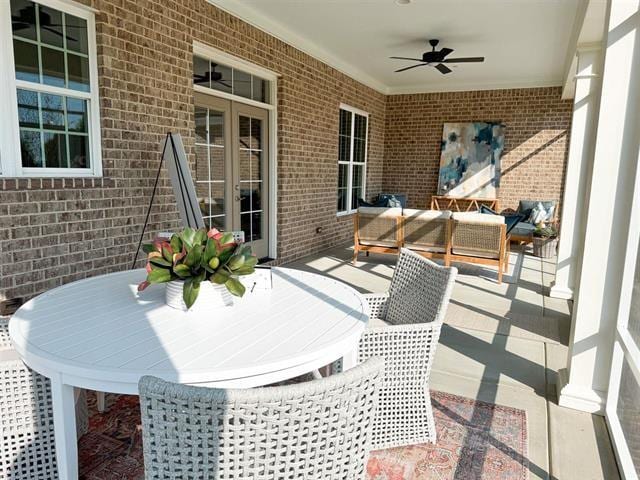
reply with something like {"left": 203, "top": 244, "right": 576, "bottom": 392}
{"left": 210, "top": 0, "right": 581, "bottom": 94}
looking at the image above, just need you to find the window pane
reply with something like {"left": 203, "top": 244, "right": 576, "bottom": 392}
{"left": 41, "top": 93, "right": 65, "bottom": 131}
{"left": 354, "top": 138, "right": 366, "bottom": 163}
{"left": 66, "top": 97, "right": 87, "bottom": 132}
{"left": 195, "top": 107, "right": 207, "bottom": 143}
{"left": 17, "top": 89, "right": 39, "bottom": 128}
{"left": 338, "top": 134, "right": 350, "bottom": 162}
{"left": 337, "top": 188, "right": 348, "bottom": 212}
{"left": 39, "top": 5, "right": 64, "bottom": 48}
{"left": 67, "top": 52, "right": 90, "bottom": 91}
{"left": 195, "top": 145, "right": 209, "bottom": 182}
{"left": 210, "top": 147, "right": 224, "bottom": 181}
{"left": 68, "top": 134, "right": 89, "bottom": 168}
{"left": 13, "top": 39, "right": 39, "bottom": 82}
{"left": 20, "top": 129, "right": 42, "bottom": 167}
{"left": 210, "top": 63, "right": 232, "bottom": 94}
{"left": 233, "top": 69, "right": 251, "bottom": 99}
{"left": 352, "top": 187, "right": 362, "bottom": 210}
{"left": 338, "top": 163, "right": 348, "bottom": 190}
{"left": 339, "top": 109, "right": 352, "bottom": 136}
{"left": 616, "top": 360, "right": 640, "bottom": 475}
{"left": 64, "top": 14, "right": 88, "bottom": 54}
{"left": 43, "top": 131, "right": 67, "bottom": 167}
{"left": 41, "top": 45, "right": 65, "bottom": 87}
{"left": 250, "top": 118, "right": 262, "bottom": 150}
{"left": 11, "top": 0, "right": 37, "bottom": 40}
{"left": 354, "top": 114, "right": 367, "bottom": 139}
{"left": 353, "top": 164, "right": 364, "bottom": 189}
{"left": 211, "top": 183, "right": 225, "bottom": 216}
{"left": 210, "top": 112, "right": 224, "bottom": 146}
{"left": 193, "top": 56, "right": 210, "bottom": 87}
{"left": 252, "top": 77, "right": 267, "bottom": 103}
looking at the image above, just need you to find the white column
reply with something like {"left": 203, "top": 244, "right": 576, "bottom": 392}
{"left": 558, "top": 0, "right": 640, "bottom": 414}
{"left": 550, "top": 46, "right": 603, "bottom": 300}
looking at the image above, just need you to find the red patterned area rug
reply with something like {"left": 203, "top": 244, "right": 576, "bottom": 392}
{"left": 78, "top": 391, "right": 528, "bottom": 480}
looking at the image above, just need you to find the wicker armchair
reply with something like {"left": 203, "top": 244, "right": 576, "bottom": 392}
{"left": 449, "top": 212, "right": 508, "bottom": 283}
{"left": 0, "top": 319, "right": 88, "bottom": 480}
{"left": 353, "top": 249, "right": 457, "bottom": 450}
{"left": 138, "top": 357, "right": 385, "bottom": 480}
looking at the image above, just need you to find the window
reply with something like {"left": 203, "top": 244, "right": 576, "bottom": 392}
{"left": 337, "top": 105, "right": 368, "bottom": 214}
{"left": 0, "top": 0, "right": 100, "bottom": 177}
{"left": 193, "top": 55, "right": 270, "bottom": 104}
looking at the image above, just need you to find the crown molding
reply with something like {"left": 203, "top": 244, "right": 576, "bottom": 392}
{"left": 387, "top": 79, "right": 564, "bottom": 95}
{"left": 207, "top": 0, "right": 389, "bottom": 94}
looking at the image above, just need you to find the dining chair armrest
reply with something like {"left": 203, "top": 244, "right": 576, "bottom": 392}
{"left": 362, "top": 293, "right": 390, "bottom": 320}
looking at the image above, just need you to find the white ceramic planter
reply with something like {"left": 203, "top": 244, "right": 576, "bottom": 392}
{"left": 165, "top": 280, "right": 233, "bottom": 311}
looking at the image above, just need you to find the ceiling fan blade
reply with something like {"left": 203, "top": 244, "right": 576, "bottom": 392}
{"left": 443, "top": 57, "right": 485, "bottom": 63}
{"left": 390, "top": 56, "right": 424, "bottom": 62}
{"left": 394, "top": 63, "right": 428, "bottom": 73}
{"left": 439, "top": 47, "right": 454, "bottom": 58}
{"left": 435, "top": 63, "right": 452, "bottom": 74}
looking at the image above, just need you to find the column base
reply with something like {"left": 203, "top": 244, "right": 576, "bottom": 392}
{"left": 550, "top": 283, "right": 574, "bottom": 299}
{"left": 557, "top": 368, "right": 606, "bottom": 415}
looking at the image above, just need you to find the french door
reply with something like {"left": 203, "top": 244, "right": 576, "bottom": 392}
{"left": 606, "top": 156, "right": 640, "bottom": 478}
{"left": 194, "top": 93, "right": 270, "bottom": 259}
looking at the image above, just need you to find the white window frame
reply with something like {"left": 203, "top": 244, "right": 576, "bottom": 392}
{"left": 192, "top": 41, "right": 279, "bottom": 260}
{"left": 337, "top": 103, "right": 368, "bottom": 216}
{"left": 0, "top": 0, "right": 101, "bottom": 178}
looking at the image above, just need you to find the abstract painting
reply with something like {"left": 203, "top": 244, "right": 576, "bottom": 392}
{"left": 437, "top": 122, "right": 505, "bottom": 198}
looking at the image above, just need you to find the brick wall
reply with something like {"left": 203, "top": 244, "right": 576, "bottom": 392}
{"left": 383, "top": 88, "right": 573, "bottom": 213}
{"left": 0, "top": 0, "right": 386, "bottom": 304}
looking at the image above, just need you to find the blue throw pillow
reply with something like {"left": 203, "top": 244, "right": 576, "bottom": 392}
{"left": 480, "top": 205, "right": 526, "bottom": 236}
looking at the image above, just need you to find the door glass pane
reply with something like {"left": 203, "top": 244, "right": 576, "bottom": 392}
{"left": 250, "top": 118, "right": 262, "bottom": 150}
{"left": 211, "top": 183, "right": 225, "bottom": 217}
{"left": 238, "top": 116, "right": 250, "bottom": 149}
{"left": 195, "top": 145, "right": 209, "bottom": 184}
{"left": 238, "top": 114, "right": 264, "bottom": 242}
{"left": 195, "top": 182, "right": 209, "bottom": 217}
{"left": 195, "top": 107, "right": 207, "bottom": 143}
{"left": 616, "top": 360, "right": 640, "bottom": 475}
{"left": 210, "top": 146, "right": 225, "bottom": 181}
{"left": 628, "top": 237, "right": 640, "bottom": 347}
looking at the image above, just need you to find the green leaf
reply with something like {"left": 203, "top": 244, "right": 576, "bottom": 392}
{"left": 225, "top": 277, "right": 246, "bottom": 297}
{"left": 212, "top": 270, "right": 230, "bottom": 285}
{"left": 220, "top": 232, "right": 234, "bottom": 245}
{"left": 204, "top": 238, "right": 217, "bottom": 263}
{"left": 227, "top": 255, "right": 245, "bottom": 270}
{"left": 161, "top": 246, "right": 174, "bottom": 263}
{"left": 184, "top": 244, "right": 203, "bottom": 268}
{"left": 232, "top": 265, "right": 255, "bottom": 276}
{"left": 173, "top": 263, "right": 191, "bottom": 278}
{"left": 150, "top": 256, "right": 173, "bottom": 268}
{"left": 170, "top": 234, "right": 182, "bottom": 254}
{"left": 244, "top": 256, "right": 258, "bottom": 268}
{"left": 217, "top": 248, "right": 234, "bottom": 266}
{"left": 193, "top": 228, "right": 208, "bottom": 246}
{"left": 142, "top": 243, "right": 156, "bottom": 254}
{"left": 183, "top": 279, "right": 200, "bottom": 309}
{"left": 208, "top": 257, "right": 220, "bottom": 270}
{"left": 147, "top": 267, "right": 172, "bottom": 284}
{"left": 180, "top": 228, "right": 196, "bottom": 248}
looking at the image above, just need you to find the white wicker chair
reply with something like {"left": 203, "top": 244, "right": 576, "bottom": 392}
{"left": 354, "top": 248, "right": 457, "bottom": 450}
{"left": 138, "top": 357, "right": 384, "bottom": 480}
{"left": 0, "top": 319, "right": 88, "bottom": 480}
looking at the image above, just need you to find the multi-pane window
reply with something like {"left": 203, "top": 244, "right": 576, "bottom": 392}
{"left": 0, "top": 0, "right": 100, "bottom": 176}
{"left": 338, "top": 106, "right": 368, "bottom": 214}
{"left": 193, "top": 55, "right": 269, "bottom": 104}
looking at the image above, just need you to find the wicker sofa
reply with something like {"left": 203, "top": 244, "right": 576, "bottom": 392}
{"left": 353, "top": 208, "right": 509, "bottom": 283}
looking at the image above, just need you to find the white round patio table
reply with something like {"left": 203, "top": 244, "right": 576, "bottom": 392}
{"left": 9, "top": 267, "right": 368, "bottom": 480}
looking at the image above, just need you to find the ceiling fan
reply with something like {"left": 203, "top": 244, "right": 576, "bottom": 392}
{"left": 391, "top": 39, "right": 484, "bottom": 74}
{"left": 193, "top": 64, "right": 232, "bottom": 89}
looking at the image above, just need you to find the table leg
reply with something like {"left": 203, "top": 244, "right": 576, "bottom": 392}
{"left": 342, "top": 347, "right": 359, "bottom": 371}
{"left": 50, "top": 375, "right": 78, "bottom": 480}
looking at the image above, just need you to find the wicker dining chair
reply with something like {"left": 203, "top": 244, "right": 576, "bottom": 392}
{"left": 138, "top": 357, "right": 384, "bottom": 480}
{"left": 351, "top": 248, "right": 457, "bottom": 450}
{"left": 0, "top": 319, "right": 88, "bottom": 480}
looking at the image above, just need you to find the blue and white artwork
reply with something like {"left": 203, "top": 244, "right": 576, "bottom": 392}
{"left": 437, "top": 122, "right": 505, "bottom": 199}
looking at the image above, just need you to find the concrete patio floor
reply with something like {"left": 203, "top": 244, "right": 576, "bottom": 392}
{"left": 284, "top": 244, "right": 621, "bottom": 480}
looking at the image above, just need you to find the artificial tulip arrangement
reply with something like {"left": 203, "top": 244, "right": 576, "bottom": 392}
{"left": 138, "top": 227, "right": 257, "bottom": 308}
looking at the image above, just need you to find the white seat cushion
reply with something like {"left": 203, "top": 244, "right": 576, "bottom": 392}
{"left": 403, "top": 209, "right": 451, "bottom": 220}
{"left": 452, "top": 211, "right": 505, "bottom": 224}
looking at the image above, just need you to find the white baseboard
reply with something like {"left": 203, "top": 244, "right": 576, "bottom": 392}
{"left": 557, "top": 368, "right": 606, "bottom": 415}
